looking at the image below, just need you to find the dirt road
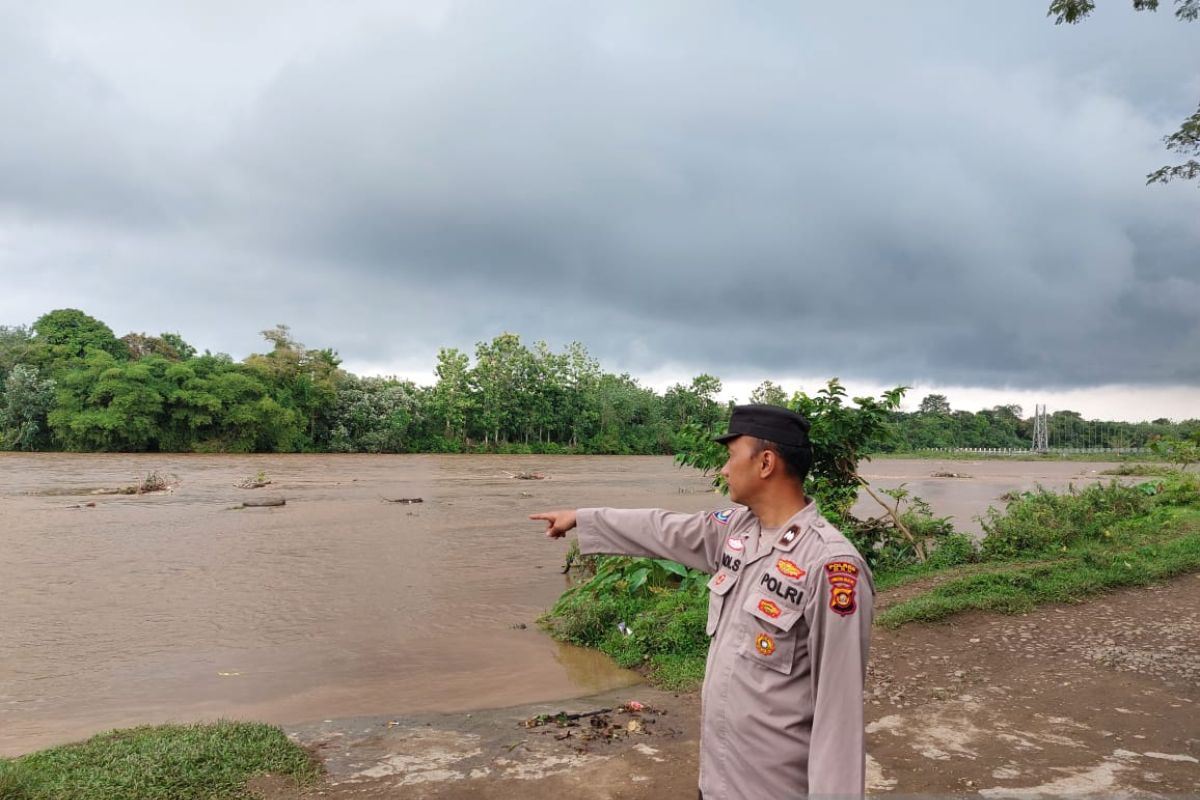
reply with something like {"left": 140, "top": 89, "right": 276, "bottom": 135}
{"left": 261, "top": 573, "right": 1199, "bottom": 798}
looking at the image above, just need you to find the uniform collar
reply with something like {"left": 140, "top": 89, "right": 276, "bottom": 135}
{"left": 771, "top": 499, "right": 822, "bottom": 553}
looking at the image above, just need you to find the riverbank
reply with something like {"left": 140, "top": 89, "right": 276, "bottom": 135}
{"left": 271, "top": 572, "right": 1200, "bottom": 798}
{"left": 5, "top": 573, "right": 1196, "bottom": 798}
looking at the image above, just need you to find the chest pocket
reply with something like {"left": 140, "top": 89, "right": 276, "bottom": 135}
{"left": 704, "top": 569, "right": 739, "bottom": 636}
{"left": 737, "top": 582, "right": 806, "bottom": 674}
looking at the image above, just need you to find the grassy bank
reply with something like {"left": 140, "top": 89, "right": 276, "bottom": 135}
{"left": 871, "top": 450, "right": 1163, "bottom": 463}
{"left": 0, "top": 721, "right": 318, "bottom": 800}
{"left": 542, "top": 472, "right": 1200, "bottom": 690}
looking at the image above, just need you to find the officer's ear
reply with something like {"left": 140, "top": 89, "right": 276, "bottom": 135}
{"left": 758, "top": 446, "right": 780, "bottom": 479}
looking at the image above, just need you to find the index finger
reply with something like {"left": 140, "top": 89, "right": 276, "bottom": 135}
{"left": 528, "top": 512, "right": 554, "bottom": 521}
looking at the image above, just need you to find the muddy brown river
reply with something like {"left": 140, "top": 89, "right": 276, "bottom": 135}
{"left": 0, "top": 453, "right": 1131, "bottom": 756}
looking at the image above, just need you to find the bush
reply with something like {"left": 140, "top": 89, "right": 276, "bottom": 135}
{"left": 1144, "top": 471, "right": 1200, "bottom": 507}
{"left": 981, "top": 481, "right": 1152, "bottom": 559}
{"left": 845, "top": 490, "right": 968, "bottom": 572}
{"left": 544, "top": 574, "right": 710, "bottom": 686}
{"left": 924, "top": 533, "right": 979, "bottom": 569}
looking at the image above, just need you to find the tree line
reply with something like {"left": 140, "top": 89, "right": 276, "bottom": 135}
{"left": 0, "top": 309, "right": 726, "bottom": 454}
{"left": 0, "top": 309, "right": 1195, "bottom": 454}
{"left": 879, "top": 394, "right": 1199, "bottom": 452}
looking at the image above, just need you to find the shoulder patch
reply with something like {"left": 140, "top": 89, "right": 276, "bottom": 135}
{"left": 710, "top": 508, "right": 735, "bottom": 525}
{"left": 825, "top": 561, "right": 859, "bottom": 616}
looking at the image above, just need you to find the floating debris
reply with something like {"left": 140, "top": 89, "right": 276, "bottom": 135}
{"left": 236, "top": 472, "right": 272, "bottom": 489}
{"left": 91, "top": 471, "right": 180, "bottom": 495}
{"left": 930, "top": 471, "right": 972, "bottom": 479}
{"left": 381, "top": 496, "right": 423, "bottom": 504}
{"left": 241, "top": 496, "right": 286, "bottom": 508}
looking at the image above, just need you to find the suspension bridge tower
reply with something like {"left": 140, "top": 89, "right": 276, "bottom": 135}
{"left": 1031, "top": 404, "right": 1049, "bottom": 453}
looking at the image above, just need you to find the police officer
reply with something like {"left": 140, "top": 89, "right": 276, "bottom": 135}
{"left": 531, "top": 404, "right": 873, "bottom": 800}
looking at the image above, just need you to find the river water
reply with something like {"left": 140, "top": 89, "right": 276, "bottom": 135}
{"left": 0, "top": 453, "right": 1128, "bottom": 755}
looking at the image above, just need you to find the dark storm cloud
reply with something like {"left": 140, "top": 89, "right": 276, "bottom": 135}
{"left": 1, "top": 1, "right": 1198, "bottom": 389}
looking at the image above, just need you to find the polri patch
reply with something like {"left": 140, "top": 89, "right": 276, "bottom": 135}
{"left": 710, "top": 508, "right": 735, "bottom": 525}
{"left": 758, "top": 599, "right": 782, "bottom": 619}
{"left": 825, "top": 561, "right": 859, "bottom": 616}
{"left": 755, "top": 633, "right": 776, "bottom": 656}
{"left": 776, "top": 559, "right": 805, "bottom": 579}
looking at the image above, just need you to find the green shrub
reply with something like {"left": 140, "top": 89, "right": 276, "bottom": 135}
{"left": 924, "top": 533, "right": 979, "bottom": 569}
{"left": 1145, "top": 471, "right": 1200, "bottom": 507}
{"left": 981, "top": 481, "right": 1152, "bottom": 559}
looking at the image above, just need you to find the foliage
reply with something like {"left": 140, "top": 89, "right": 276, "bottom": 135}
{"left": 674, "top": 378, "right": 906, "bottom": 520}
{"left": 846, "top": 485, "right": 975, "bottom": 572}
{"left": 544, "top": 579, "right": 711, "bottom": 690}
{"left": 3, "top": 307, "right": 1197, "bottom": 457}
{"left": 1149, "top": 436, "right": 1200, "bottom": 470}
{"left": 918, "top": 393, "right": 951, "bottom": 415}
{"left": 0, "top": 325, "right": 34, "bottom": 384}
{"left": 120, "top": 332, "right": 195, "bottom": 361}
{"left": 793, "top": 380, "right": 907, "bottom": 520}
{"left": 327, "top": 375, "right": 423, "bottom": 453}
{"left": 879, "top": 509, "right": 1200, "bottom": 627}
{"left": 31, "top": 309, "right": 128, "bottom": 368}
{"left": 0, "top": 720, "right": 318, "bottom": 800}
{"left": 748, "top": 380, "right": 787, "bottom": 407}
{"left": 1142, "top": 470, "right": 1200, "bottom": 506}
{"left": 0, "top": 365, "right": 56, "bottom": 451}
{"left": 1047, "top": 0, "right": 1200, "bottom": 186}
{"left": 1100, "top": 462, "right": 1180, "bottom": 476}
{"left": 980, "top": 480, "right": 1154, "bottom": 559}
{"left": 877, "top": 403, "right": 1194, "bottom": 453}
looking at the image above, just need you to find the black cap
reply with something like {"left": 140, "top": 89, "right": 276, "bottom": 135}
{"left": 714, "top": 404, "right": 812, "bottom": 448}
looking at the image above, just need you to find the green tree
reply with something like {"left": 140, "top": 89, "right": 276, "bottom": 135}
{"left": 48, "top": 352, "right": 167, "bottom": 451}
{"left": 430, "top": 347, "right": 474, "bottom": 447}
{"left": 0, "top": 364, "right": 56, "bottom": 450}
{"left": 0, "top": 325, "right": 35, "bottom": 384}
{"left": 560, "top": 341, "right": 601, "bottom": 448}
{"left": 663, "top": 374, "right": 724, "bottom": 432}
{"left": 675, "top": 378, "right": 906, "bottom": 520}
{"left": 243, "top": 325, "right": 343, "bottom": 448}
{"left": 749, "top": 380, "right": 788, "bottom": 407}
{"left": 31, "top": 309, "right": 129, "bottom": 368}
{"left": 918, "top": 393, "right": 952, "bottom": 415}
{"left": 471, "top": 333, "right": 530, "bottom": 446}
{"left": 328, "top": 376, "right": 423, "bottom": 452}
{"left": 1048, "top": 0, "right": 1200, "bottom": 185}
{"left": 121, "top": 331, "right": 195, "bottom": 361}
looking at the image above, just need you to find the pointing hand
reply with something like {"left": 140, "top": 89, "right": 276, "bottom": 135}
{"left": 529, "top": 509, "right": 578, "bottom": 539}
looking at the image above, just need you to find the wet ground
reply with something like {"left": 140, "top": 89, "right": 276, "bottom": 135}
{"left": 259, "top": 574, "right": 1200, "bottom": 799}
{"left": 0, "top": 453, "right": 1148, "bottom": 757}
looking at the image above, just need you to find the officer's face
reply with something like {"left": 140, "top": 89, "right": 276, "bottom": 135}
{"left": 720, "top": 436, "right": 761, "bottom": 504}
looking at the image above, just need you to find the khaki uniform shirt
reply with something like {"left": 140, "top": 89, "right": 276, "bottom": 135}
{"left": 577, "top": 501, "right": 873, "bottom": 800}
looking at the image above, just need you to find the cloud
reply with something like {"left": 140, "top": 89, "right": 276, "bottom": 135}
{"left": 1, "top": 0, "right": 1197, "bottom": 393}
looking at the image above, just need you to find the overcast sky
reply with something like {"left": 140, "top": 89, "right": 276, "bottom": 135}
{"left": 1, "top": 1, "right": 1197, "bottom": 420}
